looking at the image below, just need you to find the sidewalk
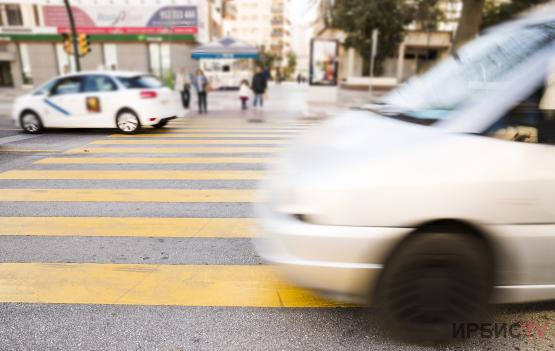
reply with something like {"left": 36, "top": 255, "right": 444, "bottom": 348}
{"left": 0, "top": 83, "right": 372, "bottom": 121}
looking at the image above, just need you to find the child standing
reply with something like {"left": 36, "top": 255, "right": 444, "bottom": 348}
{"left": 238, "top": 79, "right": 251, "bottom": 110}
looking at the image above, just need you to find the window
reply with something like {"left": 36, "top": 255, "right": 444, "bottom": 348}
{"left": 485, "top": 85, "right": 555, "bottom": 145}
{"left": 102, "top": 44, "right": 118, "bottom": 70}
{"left": 382, "top": 22, "right": 555, "bottom": 123}
{"left": 33, "top": 79, "right": 58, "bottom": 96}
{"left": 17, "top": 44, "right": 33, "bottom": 85}
{"left": 51, "top": 76, "right": 82, "bottom": 95}
{"left": 33, "top": 5, "right": 41, "bottom": 26}
{"left": 6, "top": 5, "right": 23, "bottom": 26}
{"left": 116, "top": 75, "right": 163, "bottom": 89}
{"left": 83, "top": 75, "right": 117, "bottom": 92}
{"left": 0, "top": 61, "right": 13, "bottom": 87}
{"left": 148, "top": 43, "right": 171, "bottom": 80}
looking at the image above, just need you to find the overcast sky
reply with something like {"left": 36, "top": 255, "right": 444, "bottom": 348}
{"left": 289, "top": 0, "right": 318, "bottom": 24}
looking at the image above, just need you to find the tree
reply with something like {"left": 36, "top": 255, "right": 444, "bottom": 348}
{"left": 255, "top": 46, "right": 280, "bottom": 74}
{"left": 330, "top": 0, "right": 413, "bottom": 75}
{"left": 413, "top": 0, "right": 446, "bottom": 31}
{"left": 453, "top": 0, "right": 486, "bottom": 50}
{"left": 282, "top": 51, "right": 297, "bottom": 80}
{"left": 481, "top": 0, "right": 550, "bottom": 29}
{"left": 453, "top": 0, "right": 547, "bottom": 50}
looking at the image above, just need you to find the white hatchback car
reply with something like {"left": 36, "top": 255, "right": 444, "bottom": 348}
{"left": 12, "top": 71, "right": 180, "bottom": 134}
{"left": 256, "top": 10, "right": 555, "bottom": 340}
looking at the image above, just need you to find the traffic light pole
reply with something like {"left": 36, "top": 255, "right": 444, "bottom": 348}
{"left": 63, "top": 0, "right": 81, "bottom": 72}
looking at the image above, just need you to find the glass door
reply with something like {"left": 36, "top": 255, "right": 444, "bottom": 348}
{"left": 0, "top": 62, "right": 14, "bottom": 87}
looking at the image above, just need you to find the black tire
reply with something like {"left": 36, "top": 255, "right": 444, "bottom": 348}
{"left": 20, "top": 111, "right": 44, "bottom": 134}
{"left": 116, "top": 110, "right": 141, "bottom": 134}
{"left": 153, "top": 120, "right": 168, "bottom": 129}
{"left": 374, "top": 230, "right": 492, "bottom": 342}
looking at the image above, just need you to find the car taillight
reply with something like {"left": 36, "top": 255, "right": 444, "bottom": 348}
{"left": 140, "top": 90, "right": 158, "bottom": 99}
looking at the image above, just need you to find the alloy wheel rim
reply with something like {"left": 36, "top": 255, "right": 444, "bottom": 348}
{"left": 118, "top": 113, "right": 138, "bottom": 132}
{"left": 22, "top": 114, "right": 39, "bottom": 132}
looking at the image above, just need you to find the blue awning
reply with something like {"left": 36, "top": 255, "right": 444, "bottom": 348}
{"left": 191, "top": 37, "right": 259, "bottom": 60}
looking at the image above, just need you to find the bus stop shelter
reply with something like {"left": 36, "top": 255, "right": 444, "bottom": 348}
{"left": 192, "top": 37, "right": 259, "bottom": 89}
{"left": 191, "top": 37, "right": 259, "bottom": 60}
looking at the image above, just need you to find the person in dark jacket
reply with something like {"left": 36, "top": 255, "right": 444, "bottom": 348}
{"left": 192, "top": 69, "right": 209, "bottom": 114}
{"left": 251, "top": 66, "right": 267, "bottom": 109}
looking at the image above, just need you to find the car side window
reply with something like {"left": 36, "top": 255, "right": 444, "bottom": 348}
{"left": 485, "top": 83, "right": 555, "bottom": 145}
{"left": 83, "top": 75, "right": 117, "bottom": 93}
{"left": 50, "top": 76, "right": 82, "bottom": 96}
{"left": 33, "top": 79, "right": 58, "bottom": 96}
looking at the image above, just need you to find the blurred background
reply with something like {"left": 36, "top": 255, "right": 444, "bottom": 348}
{"left": 0, "top": 0, "right": 550, "bottom": 97}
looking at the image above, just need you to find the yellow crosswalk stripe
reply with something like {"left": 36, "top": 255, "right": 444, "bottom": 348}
{"left": 65, "top": 147, "right": 278, "bottom": 154}
{"left": 110, "top": 133, "right": 294, "bottom": 138}
{"left": 0, "top": 170, "right": 264, "bottom": 180}
{"left": 35, "top": 157, "right": 271, "bottom": 164}
{"left": 0, "top": 189, "right": 254, "bottom": 202}
{"left": 0, "top": 217, "right": 254, "bottom": 237}
{"left": 0, "top": 263, "right": 346, "bottom": 307}
{"left": 91, "top": 139, "right": 285, "bottom": 145}
{"left": 121, "top": 128, "right": 304, "bottom": 135}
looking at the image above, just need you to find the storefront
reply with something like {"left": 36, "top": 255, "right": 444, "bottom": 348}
{"left": 0, "top": 2, "right": 206, "bottom": 89}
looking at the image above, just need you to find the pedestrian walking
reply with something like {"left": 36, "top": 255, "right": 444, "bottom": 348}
{"left": 174, "top": 68, "right": 190, "bottom": 109}
{"left": 193, "top": 69, "right": 209, "bottom": 114}
{"left": 238, "top": 79, "right": 251, "bottom": 111}
{"left": 251, "top": 66, "right": 267, "bottom": 110}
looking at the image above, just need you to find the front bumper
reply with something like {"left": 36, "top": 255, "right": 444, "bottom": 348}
{"left": 254, "top": 204, "right": 410, "bottom": 303}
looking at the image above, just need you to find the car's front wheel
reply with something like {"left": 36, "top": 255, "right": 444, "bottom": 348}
{"left": 20, "top": 111, "right": 44, "bottom": 134}
{"left": 374, "top": 229, "right": 492, "bottom": 342}
{"left": 116, "top": 110, "right": 141, "bottom": 134}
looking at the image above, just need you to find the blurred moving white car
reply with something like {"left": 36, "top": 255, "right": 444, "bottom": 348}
{"left": 12, "top": 71, "right": 181, "bottom": 134}
{"left": 256, "top": 9, "right": 555, "bottom": 341}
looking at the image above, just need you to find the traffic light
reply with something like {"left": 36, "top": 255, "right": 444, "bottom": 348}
{"left": 78, "top": 33, "right": 91, "bottom": 56}
{"left": 62, "top": 33, "right": 73, "bottom": 55}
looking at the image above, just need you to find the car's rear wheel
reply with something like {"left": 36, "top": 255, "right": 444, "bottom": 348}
{"left": 116, "top": 110, "right": 141, "bottom": 134}
{"left": 374, "top": 230, "right": 492, "bottom": 342}
{"left": 153, "top": 120, "right": 168, "bottom": 129}
{"left": 20, "top": 111, "right": 44, "bottom": 134}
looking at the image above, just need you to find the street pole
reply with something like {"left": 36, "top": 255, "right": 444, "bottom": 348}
{"left": 370, "top": 29, "right": 378, "bottom": 78}
{"left": 63, "top": 0, "right": 81, "bottom": 72}
{"left": 368, "top": 29, "right": 379, "bottom": 99}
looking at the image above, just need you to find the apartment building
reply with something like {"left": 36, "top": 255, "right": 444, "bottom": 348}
{"left": 0, "top": 0, "right": 224, "bottom": 90}
{"left": 223, "top": 0, "right": 291, "bottom": 62}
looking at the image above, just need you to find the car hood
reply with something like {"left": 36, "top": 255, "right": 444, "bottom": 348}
{"left": 263, "top": 110, "right": 544, "bottom": 226}
{"left": 274, "top": 110, "right": 443, "bottom": 177}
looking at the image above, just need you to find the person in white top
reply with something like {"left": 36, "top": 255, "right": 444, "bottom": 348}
{"left": 238, "top": 79, "right": 252, "bottom": 111}
{"left": 174, "top": 67, "right": 190, "bottom": 109}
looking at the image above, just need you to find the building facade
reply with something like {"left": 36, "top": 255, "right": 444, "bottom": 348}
{"left": 0, "top": 0, "right": 223, "bottom": 90}
{"left": 311, "top": 0, "right": 461, "bottom": 85}
{"left": 222, "top": 0, "right": 291, "bottom": 62}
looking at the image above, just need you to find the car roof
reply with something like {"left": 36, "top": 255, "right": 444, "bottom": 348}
{"left": 58, "top": 70, "right": 149, "bottom": 78}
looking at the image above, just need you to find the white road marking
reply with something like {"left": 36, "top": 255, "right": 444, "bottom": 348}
{"left": 0, "top": 134, "right": 39, "bottom": 145}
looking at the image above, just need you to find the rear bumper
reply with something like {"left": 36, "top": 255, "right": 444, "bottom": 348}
{"left": 254, "top": 204, "right": 410, "bottom": 303}
{"left": 142, "top": 115, "right": 177, "bottom": 126}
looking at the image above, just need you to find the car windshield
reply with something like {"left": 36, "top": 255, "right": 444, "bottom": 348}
{"left": 376, "top": 21, "right": 555, "bottom": 125}
{"left": 32, "top": 79, "right": 57, "bottom": 95}
{"left": 116, "top": 75, "right": 163, "bottom": 89}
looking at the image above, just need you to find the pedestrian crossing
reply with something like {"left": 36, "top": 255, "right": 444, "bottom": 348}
{"left": 0, "top": 217, "right": 254, "bottom": 237}
{"left": 0, "top": 118, "right": 348, "bottom": 308}
{"left": 64, "top": 147, "right": 278, "bottom": 154}
{"left": 0, "top": 170, "right": 265, "bottom": 180}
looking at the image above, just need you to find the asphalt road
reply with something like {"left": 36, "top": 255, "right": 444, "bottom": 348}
{"left": 1, "top": 87, "right": 555, "bottom": 350}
